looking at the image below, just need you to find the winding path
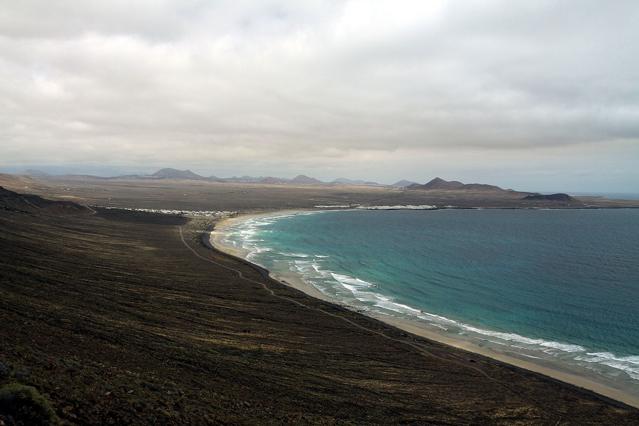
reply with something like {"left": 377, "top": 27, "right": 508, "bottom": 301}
{"left": 178, "top": 226, "right": 558, "bottom": 414}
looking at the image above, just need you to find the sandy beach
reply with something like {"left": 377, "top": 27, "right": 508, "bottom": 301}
{"left": 211, "top": 209, "right": 639, "bottom": 409}
{"left": 3, "top": 187, "right": 638, "bottom": 423}
{"left": 210, "top": 209, "right": 332, "bottom": 302}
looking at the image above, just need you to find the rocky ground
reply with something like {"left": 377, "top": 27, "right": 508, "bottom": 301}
{"left": 1, "top": 191, "right": 638, "bottom": 424}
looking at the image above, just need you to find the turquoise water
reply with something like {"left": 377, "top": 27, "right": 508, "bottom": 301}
{"left": 222, "top": 209, "right": 639, "bottom": 391}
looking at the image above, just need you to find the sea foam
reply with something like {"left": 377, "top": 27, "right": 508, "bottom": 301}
{"left": 222, "top": 209, "right": 639, "bottom": 387}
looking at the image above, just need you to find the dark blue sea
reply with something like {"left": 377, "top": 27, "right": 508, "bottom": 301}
{"left": 222, "top": 209, "right": 639, "bottom": 393}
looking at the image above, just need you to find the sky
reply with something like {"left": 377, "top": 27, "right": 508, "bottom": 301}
{"left": 0, "top": 0, "right": 638, "bottom": 191}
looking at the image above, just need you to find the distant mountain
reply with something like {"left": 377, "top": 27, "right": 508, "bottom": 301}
{"left": 0, "top": 186, "right": 88, "bottom": 214}
{"left": 391, "top": 179, "right": 418, "bottom": 188}
{"left": 112, "top": 174, "right": 144, "bottom": 180}
{"left": 217, "top": 176, "right": 281, "bottom": 184}
{"left": 23, "top": 169, "right": 50, "bottom": 177}
{"left": 205, "top": 175, "right": 323, "bottom": 185}
{"left": 23, "top": 168, "right": 371, "bottom": 187}
{"left": 27, "top": 173, "right": 113, "bottom": 181}
{"left": 290, "top": 175, "right": 324, "bottom": 185}
{"left": 523, "top": 193, "right": 574, "bottom": 202}
{"left": 221, "top": 176, "right": 261, "bottom": 183}
{"left": 151, "top": 168, "right": 205, "bottom": 180}
{"left": 412, "top": 177, "right": 465, "bottom": 190}
{"left": 259, "top": 176, "right": 290, "bottom": 184}
{"left": 408, "top": 177, "right": 507, "bottom": 192}
{"left": 331, "top": 178, "right": 380, "bottom": 186}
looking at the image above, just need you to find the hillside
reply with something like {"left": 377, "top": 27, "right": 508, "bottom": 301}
{"left": 147, "top": 170, "right": 326, "bottom": 185}
{"left": 0, "top": 186, "right": 88, "bottom": 214}
{"left": 332, "top": 178, "right": 380, "bottom": 186}
{"left": 409, "top": 177, "right": 513, "bottom": 192}
{"left": 150, "top": 168, "right": 205, "bottom": 180}
{"left": 0, "top": 173, "right": 46, "bottom": 193}
{"left": 1, "top": 197, "right": 638, "bottom": 423}
{"left": 290, "top": 174, "right": 323, "bottom": 185}
{"left": 392, "top": 179, "right": 418, "bottom": 188}
{"left": 523, "top": 193, "right": 574, "bottom": 202}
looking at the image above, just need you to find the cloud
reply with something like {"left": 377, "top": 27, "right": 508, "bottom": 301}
{"left": 0, "top": 0, "right": 637, "bottom": 189}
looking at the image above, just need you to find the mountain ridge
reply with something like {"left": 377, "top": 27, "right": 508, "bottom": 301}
{"left": 21, "top": 169, "right": 546, "bottom": 194}
{"left": 392, "top": 179, "right": 418, "bottom": 188}
{"left": 151, "top": 168, "right": 205, "bottom": 180}
{"left": 408, "top": 177, "right": 511, "bottom": 192}
{"left": 523, "top": 193, "right": 574, "bottom": 202}
{"left": 332, "top": 177, "right": 381, "bottom": 186}
{"left": 0, "top": 186, "right": 89, "bottom": 214}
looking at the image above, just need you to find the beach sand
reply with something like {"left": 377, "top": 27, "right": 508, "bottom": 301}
{"left": 210, "top": 210, "right": 332, "bottom": 302}
{"left": 3, "top": 199, "right": 639, "bottom": 423}
{"left": 211, "top": 210, "right": 639, "bottom": 409}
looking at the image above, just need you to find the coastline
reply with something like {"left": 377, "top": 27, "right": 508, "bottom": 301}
{"left": 210, "top": 209, "right": 639, "bottom": 409}
{"left": 210, "top": 209, "right": 333, "bottom": 302}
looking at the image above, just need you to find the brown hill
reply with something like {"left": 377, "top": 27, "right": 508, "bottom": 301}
{"left": 523, "top": 193, "right": 574, "bottom": 202}
{"left": 290, "top": 174, "right": 324, "bottom": 185}
{"left": 0, "top": 186, "right": 89, "bottom": 214}
{"left": 150, "top": 168, "right": 205, "bottom": 180}
{"left": 1, "top": 205, "right": 638, "bottom": 423}
{"left": 409, "top": 177, "right": 511, "bottom": 192}
{"left": 0, "top": 173, "right": 43, "bottom": 192}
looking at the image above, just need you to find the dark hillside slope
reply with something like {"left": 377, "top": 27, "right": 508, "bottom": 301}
{"left": 523, "top": 193, "right": 574, "bottom": 202}
{"left": 0, "top": 205, "right": 637, "bottom": 423}
{"left": 0, "top": 186, "right": 89, "bottom": 214}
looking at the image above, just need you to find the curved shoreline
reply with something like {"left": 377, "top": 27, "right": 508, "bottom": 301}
{"left": 209, "top": 209, "right": 639, "bottom": 409}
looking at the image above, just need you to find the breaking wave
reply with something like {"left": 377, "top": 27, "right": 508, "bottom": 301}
{"left": 221, "top": 210, "right": 639, "bottom": 388}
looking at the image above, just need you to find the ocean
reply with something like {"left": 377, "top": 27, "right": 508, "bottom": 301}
{"left": 220, "top": 208, "right": 639, "bottom": 394}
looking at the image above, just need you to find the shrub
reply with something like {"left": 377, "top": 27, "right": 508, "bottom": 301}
{"left": 0, "top": 384, "right": 59, "bottom": 426}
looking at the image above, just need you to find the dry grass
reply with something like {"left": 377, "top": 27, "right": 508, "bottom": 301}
{"left": 0, "top": 206, "right": 637, "bottom": 424}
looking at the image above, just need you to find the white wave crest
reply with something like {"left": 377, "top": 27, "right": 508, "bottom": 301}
{"left": 357, "top": 205, "right": 437, "bottom": 210}
{"left": 225, "top": 210, "right": 639, "bottom": 384}
{"left": 575, "top": 353, "right": 639, "bottom": 380}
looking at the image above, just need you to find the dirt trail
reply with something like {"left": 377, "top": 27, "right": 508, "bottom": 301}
{"left": 178, "top": 226, "right": 556, "bottom": 413}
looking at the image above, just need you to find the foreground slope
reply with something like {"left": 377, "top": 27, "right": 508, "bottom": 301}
{"left": 1, "top": 202, "right": 638, "bottom": 423}
{"left": 0, "top": 186, "right": 90, "bottom": 214}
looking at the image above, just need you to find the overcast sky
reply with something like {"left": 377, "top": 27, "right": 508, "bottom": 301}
{"left": 1, "top": 0, "right": 638, "bottom": 191}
